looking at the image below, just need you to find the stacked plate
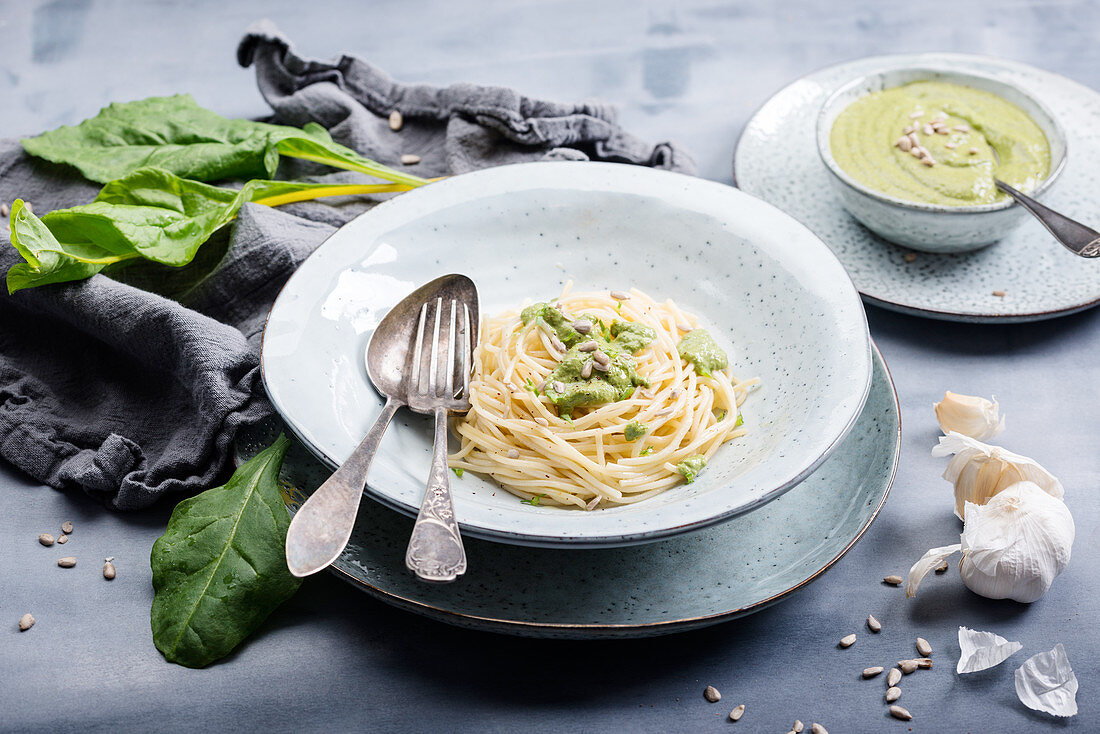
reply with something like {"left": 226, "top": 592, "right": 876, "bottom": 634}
{"left": 251, "top": 162, "right": 900, "bottom": 637}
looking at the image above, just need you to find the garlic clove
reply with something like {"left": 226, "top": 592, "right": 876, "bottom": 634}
{"left": 905, "top": 543, "right": 961, "bottom": 598}
{"left": 957, "top": 626, "right": 1022, "bottom": 673}
{"left": 1015, "top": 644, "right": 1078, "bottom": 717}
{"left": 932, "top": 432, "right": 1064, "bottom": 519}
{"left": 960, "top": 482, "right": 1074, "bottom": 603}
{"left": 933, "top": 391, "right": 1005, "bottom": 441}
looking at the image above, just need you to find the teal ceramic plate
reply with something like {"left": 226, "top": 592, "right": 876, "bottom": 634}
{"left": 235, "top": 342, "right": 898, "bottom": 639}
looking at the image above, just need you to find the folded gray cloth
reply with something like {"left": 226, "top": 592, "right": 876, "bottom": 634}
{"left": 0, "top": 21, "right": 694, "bottom": 510}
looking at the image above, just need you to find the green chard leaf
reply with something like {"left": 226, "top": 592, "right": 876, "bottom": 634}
{"left": 150, "top": 434, "right": 300, "bottom": 668}
{"left": 5, "top": 200, "right": 113, "bottom": 293}
{"left": 21, "top": 94, "right": 429, "bottom": 187}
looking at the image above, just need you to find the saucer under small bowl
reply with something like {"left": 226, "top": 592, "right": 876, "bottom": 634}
{"left": 816, "top": 66, "right": 1067, "bottom": 254}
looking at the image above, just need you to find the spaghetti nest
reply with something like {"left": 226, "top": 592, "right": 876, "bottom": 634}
{"left": 449, "top": 285, "right": 759, "bottom": 509}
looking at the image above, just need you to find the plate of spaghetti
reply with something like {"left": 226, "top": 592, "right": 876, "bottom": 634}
{"left": 262, "top": 162, "right": 872, "bottom": 547}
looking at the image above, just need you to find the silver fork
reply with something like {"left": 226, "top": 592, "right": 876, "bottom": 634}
{"left": 404, "top": 295, "right": 475, "bottom": 583}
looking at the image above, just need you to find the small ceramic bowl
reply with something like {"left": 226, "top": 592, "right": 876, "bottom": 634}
{"left": 816, "top": 67, "right": 1067, "bottom": 253}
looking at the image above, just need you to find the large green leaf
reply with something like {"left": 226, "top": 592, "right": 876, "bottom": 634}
{"left": 150, "top": 434, "right": 300, "bottom": 668}
{"left": 5, "top": 199, "right": 115, "bottom": 293}
{"left": 22, "top": 94, "right": 428, "bottom": 187}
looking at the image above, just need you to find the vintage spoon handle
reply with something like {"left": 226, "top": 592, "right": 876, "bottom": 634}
{"left": 405, "top": 407, "right": 467, "bottom": 583}
{"left": 285, "top": 397, "right": 402, "bottom": 577}
{"left": 995, "top": 179, "right": 1100, "bottom": 258}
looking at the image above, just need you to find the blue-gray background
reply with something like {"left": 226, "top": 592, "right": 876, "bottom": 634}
{"left": 1, "top": 1, "right": 1097, "bottom": 731}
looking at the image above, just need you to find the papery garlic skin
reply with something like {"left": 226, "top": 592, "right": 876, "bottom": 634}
{"left": 933, "top": 432, "right": 1064, "bottom": 519}
{"left": 934, "top": 391, "right": 1005, "bottom": 441}
{"left": 960, "top": 482, "right": 1074, "bottom": 603}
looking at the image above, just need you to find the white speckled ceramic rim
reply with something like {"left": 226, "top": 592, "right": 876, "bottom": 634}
{"left": 261, "top": 161, "right": 873, "bottom": 547}
{"left": 815, "top": 66, "right": 1068, "bottom": 214}
{"left": 320, "top": 342, "right": 898, "bottom": 637}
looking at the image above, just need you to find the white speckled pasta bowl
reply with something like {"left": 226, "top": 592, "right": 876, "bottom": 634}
{"left": 736, "top": 53, "right": 1100, "bottom": 322}
{"left": 261, "top": 162, "right": 872, "bottom": 547}
{"left": 816, "top": 67, "right": 1067, "bottom": 253}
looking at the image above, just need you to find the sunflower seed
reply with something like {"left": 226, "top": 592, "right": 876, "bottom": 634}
{"left": 592, "top": 361, "right": 610, "bottom": 373}
{"left": 729, "top": 704, "right": 745, "bottom": 721}
{"left": 57, "top": 557, "right": 76, "bottom": 568}
{"left": 887, "top": 667, "right": 902, "bottom": 687}
{"left": 0, "top": 203, "right": 8, "bottom": 217}
{"left": 867, "top": 614, "right": 881, "bottom": 633}
{"left": 19, "top": 613, "right": 34, "bottom": 631}
{"left": 920, "top": 156, "right": 935, "bottom": 167}
{"left": 898, "top": 659, "right": 918, "bottom": 674}
{"left": 889, "top": 705, "right": 912, "bottom": 721}
{"left": 954, "top": 124, "right": 970, "bottom": 133}
{"left": 909, "top": 147, "right": 924, "bottom": 159}
{"left": 839, "top": 633, "right": 856, "bottom": 648}
{"left": 400, "top": 153, "right": 420, "bottom": 165}
{"left": 506, "top": 449, "right": 520, "bottom": 459}
{"left": 38, "top": 533, "right": 55, "bottom": 547}
{"left": 792, "top": 721, "right": 804, "bottom": 733}
{"left": 970, "top": 147, "right": 980, "bottom": 155}
{"left": 676, "top": 323, "right": 692, "bottom": 332}
{"left": 863, "top": 666, "right": 883, "bottom": 678}
{"left": 61, "top": 521, "right": 73, "bottom": 534}
{"left": 534, "top": 417, "right": 549, "bottom": 426}
{"left": 909, "top": 110, "right": 924, "bottom": 119}
{"left": 811, "top": 724, "right": 828, "bottom": 734}
{"left": 550, "top": 336, "right": 566, "bottom": 354}
{"left": 572, "top": 319, "right": 592, "bottom": 334}
{"left": 552, "top": 381, "right": 566, "bottom": 394}
{"left": 883, "top": 575, "right": 903, "bottom": 586}
{"left": 703, "top": 685, "right": 721, "bottom": 702}
{"left": 581, "top": 361, "right": 593, "bottom": 379}
{"left": 577, "top": 341, "right": 598, "bottom": 352}
{"left": 57, "top": 535, "right": 68, "bottom": 544}
{"left": 897, "top": 136, "right": 913, "bottom": 152}
{"left": 993, "top": 290, "right": 1006, "bottom": 297}
{"left": 935, "top": 559, "right": 949, "bottom": 573}
{"left": 592, "top": 351, "right": 610, "bottom": 367}
{"left": 922, "top": 124, "right": 934, "bottom": 135}
{"left": 103, "top": 561, "right": 116, "bottom": 580}
{"left": 916, "top": 657, "right": 933, "bottom": 669}
{"left": 886, "top": 686, "right": 901, "bottom": 703}
{"left": 388, "top": 110, "right": 403, "bottom": 131}
{"left": 904, "top": 252, "right": 917, "bottom": 263}
{"left": 916, "top": 637, "right": 932, "bottom": 656}
{"left": 610, "top": 290, "right": 631, "bottom": 301}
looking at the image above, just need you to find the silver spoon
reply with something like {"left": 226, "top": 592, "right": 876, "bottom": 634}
{"left": 994, "top": 180, "right": 1100, "bottom": 258}
{"left": 403, "top": 277, "right": 478, "bottom": 583}
{"left": 284, "top": 275, "right": 473, "bottom": 577}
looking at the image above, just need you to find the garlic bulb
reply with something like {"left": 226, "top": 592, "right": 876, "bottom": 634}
{"left": 932, "top": 432, "right": 1064, "bottom": 519}
{"left": 933, "top": 391, "right": 1005, "bottom": 440}
{"left": 959, "top": 481, "right": 1074, "bottom": 603}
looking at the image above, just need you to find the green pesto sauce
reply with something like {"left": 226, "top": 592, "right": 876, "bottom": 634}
{"left": 676, "top": 455, "right": 707, "bottom": 483}
{"left": 830, "top": 81, "right": 1050, "bottom": 206}
{"left": 624, "top": 420, "right": 648, "bottom": 441}
{"left": 522, "top": 302, "right": 656, "bottom": 418}
{"left": 677, "top": 329, "right": 728, "bottom": 376}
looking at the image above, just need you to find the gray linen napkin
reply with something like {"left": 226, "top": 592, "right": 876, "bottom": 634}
{"left": 0, "top": 21, "right": 694, "bottom": 510}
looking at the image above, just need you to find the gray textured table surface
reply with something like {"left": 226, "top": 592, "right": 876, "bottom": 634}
{"left": 1, "top": 1, "right": 1098, "bottom": 732}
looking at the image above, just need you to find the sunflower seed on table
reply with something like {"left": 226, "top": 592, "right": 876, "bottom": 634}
{"left": 839, "top": 633, "right": 856, "bottom": 648}
{"left": 728, "top": 704, "right": 745, "bottom": 721}
{"left": 935, "top": 559, "right": 949, "bottom": 573}
{"left": 811, "top": 724, "right": 828, "bottom": 734}
{"left": 61, "top": 521, "right": 73, "bottom": 534}
{"left": 703, "top": 685, "right": 721, "bottom": 702}
{"left": 886, "top": 686, "right": 901, "bottom": 703}
{"left": 0, "top": 203, "right": 8, "bottom": 217}
{"left": 792, "top": 720, "right": 803, "bottom": 733}
{"left": 103, "top": 561, "right": 116, "bottom": 580}
{"left": 38, "top": 533, "right": 55, "bottom": 547}
{"left": 400, "top": 153, "right": 420, "bottom": 165}
{"left": 867, "top": 614, "right": 881, "bottom": 633}
{"left": 916, "top": 637, "right": 932, "bottom": 656}
{"left": 57, "top": 557, "right": 76, "bottom": 568}
{"left": 863, "top": 666, "right": 884, "bottom": 678}
{"left": 889, "top": 705, "right": 913, "bottom": 721}
{"left": 915, "top": 657, "right": 933, "bottom": 669}
{"left": 887, "top": 667, "right": 902, "bottom": 687}
{"left": 388, "top": 109, "right": 403, "bottom": 131}
{"left": 883, "top": 575, "right": 903, "bottom": 586}
{"left": 57, "top": 535, "right": 68, "bottom": 544}
{"left": 898, "top": 659, "right": 918, "bottom": 674}
{"left": 19, "top": 613, "right": 35, "bottom": 631}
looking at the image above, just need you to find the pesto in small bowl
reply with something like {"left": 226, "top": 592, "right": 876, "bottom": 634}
{"left": 830, "top": 81, "right": 1050, "bottom": 207}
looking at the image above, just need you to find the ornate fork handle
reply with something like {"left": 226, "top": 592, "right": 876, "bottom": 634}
{"left": 405, "top": 407, "right": 467, "bottom": 582}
